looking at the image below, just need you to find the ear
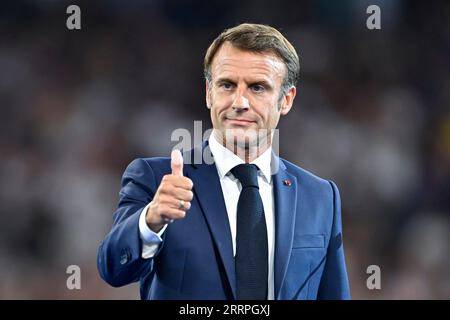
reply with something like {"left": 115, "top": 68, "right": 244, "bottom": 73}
{"left": 279, "top": 86, "right": 296, "bottom": 116}
{"left": 205, "top": 80, "right": 211, "bottom": 109}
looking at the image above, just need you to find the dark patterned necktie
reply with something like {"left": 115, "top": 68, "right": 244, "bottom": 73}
{"left": 231, "top": 164, "right": 268, "bottom": 300}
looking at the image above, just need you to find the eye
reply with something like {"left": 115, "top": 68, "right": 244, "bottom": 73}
{"left": 219, "top": 82, "right": 234, "bottom": 90}
{"left": 251, "top": 84, "right": 265, "bottom": 93}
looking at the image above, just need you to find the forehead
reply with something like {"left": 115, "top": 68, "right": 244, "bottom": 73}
{"left": 211, "top": 42, "right": 286, "bottom": 81}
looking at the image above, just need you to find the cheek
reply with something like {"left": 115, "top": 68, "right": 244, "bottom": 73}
{"left": 211, "top": 95, "right": 230, "bottom": 114}
{"left": 257, "top": 98, "right": 280, "bottom": 122}
{"left": 213, "top": 93, "right": 232, "bottom": 107}
{"left": 270, "top": 112, "right": 281, "bottom": 125}
{"left": 266, "top": 105, "right": 281, "bottom": 127}
{"left": 210, "top": 105, "right": 225, "bottom": 127}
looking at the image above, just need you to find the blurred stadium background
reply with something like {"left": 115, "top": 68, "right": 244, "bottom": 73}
{"left": 0, "top": 0, "right": 449, "bottom": 299}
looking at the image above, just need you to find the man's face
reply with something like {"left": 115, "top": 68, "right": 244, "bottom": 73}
{"left": 206, "top": 42, "right": 296, "bottom": 151}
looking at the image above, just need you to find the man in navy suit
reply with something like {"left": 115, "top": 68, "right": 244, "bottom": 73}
{"left": 97, "top": 23, "right": 350, "bottom": 300}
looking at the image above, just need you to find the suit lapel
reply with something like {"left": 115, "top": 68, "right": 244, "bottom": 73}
{"left": 183, "top": 144, "right": 299, "bottom": 300}
{"left": 272, "top": 158, "right": 298, "bottom": 299}
{"left": 184, "top": 143, "right": 237, "bottom": 299}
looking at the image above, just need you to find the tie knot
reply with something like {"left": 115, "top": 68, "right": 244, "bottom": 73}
{"left": 231, "top": 164, "right": 259, "bottom": 188}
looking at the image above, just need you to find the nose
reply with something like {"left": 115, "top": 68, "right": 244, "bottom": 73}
{"left": 231, "top": 88, "right": 250, "bottom": 111}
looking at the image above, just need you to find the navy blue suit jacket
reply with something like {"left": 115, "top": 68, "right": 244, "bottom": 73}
{"left": 97, "top": 143, "right": 351, "bottom": 299}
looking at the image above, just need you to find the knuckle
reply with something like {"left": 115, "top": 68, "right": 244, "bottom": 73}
{"left": 183, "top": 177, "right": 193, "bottom": 189}
{"left": 159, "top": 181, "right": 167, "bottom": 191}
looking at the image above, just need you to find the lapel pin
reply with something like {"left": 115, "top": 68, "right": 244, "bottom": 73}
{"left": 283, "top": 179, "right": 292, "bottom": 186}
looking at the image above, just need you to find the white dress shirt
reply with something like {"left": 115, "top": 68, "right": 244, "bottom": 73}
{"left": 138, "top": 133, "right": 276, "bottom": 299}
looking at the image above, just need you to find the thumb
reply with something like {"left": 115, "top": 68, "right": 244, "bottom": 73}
{"left": 171, "top": 149, "right": 183, "bottom": 176}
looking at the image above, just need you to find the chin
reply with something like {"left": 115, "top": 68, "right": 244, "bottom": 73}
{"left": 217, "top": 126, "right": 267, "bottom": 147}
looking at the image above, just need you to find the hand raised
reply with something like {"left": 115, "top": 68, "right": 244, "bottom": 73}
{"left": 145, "top": 149, "right": 194, "bottom": 232}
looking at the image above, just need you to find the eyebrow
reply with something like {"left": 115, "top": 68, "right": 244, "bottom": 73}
{"left": 215, "top": 77, "right": 235, "bottom": 84}
{"left": 215, "top": 77, "right": 273, "bottom": 89}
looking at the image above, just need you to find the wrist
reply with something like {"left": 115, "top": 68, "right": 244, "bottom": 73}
{"left": 145, "top": 203, "right": 165, "bottom": 232}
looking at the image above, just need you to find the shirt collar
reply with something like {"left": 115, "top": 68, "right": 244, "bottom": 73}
{"left": 208, "top": 131, "right": 272, "bottom": 183}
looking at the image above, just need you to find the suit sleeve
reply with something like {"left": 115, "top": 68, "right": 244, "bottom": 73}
{"left": 317, "top": 181, "right": 351, "bottom": 299}
{"left": 97, "top": 158, "right": 158, "bottom": 287}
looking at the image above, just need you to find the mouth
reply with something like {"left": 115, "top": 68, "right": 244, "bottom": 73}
{"left": 224, "top": 117, "right": 256, "bottom": 126}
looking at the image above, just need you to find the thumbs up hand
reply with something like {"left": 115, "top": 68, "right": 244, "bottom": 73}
{"left": 171, "top": 149, "right": 184, "bottom": 176}
{"left": 145, "top": 149, "right": 194, "bottom": 232}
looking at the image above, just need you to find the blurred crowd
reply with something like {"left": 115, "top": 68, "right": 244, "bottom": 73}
{"left": 0, "top": 0, "right": 449, "bottom": 299}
